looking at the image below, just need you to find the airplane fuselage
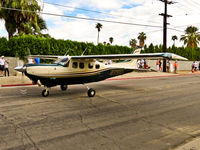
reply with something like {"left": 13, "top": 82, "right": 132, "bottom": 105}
{"left": 24, "top": 60, "right": 133, "bottom": 87}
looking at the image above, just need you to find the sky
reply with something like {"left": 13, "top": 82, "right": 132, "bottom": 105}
{"left": 1, "top": 0, "right": 200, "bottom": 47}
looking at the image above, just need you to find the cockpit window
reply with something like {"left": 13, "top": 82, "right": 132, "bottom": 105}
{"left": 58, "top": 57, "right": 69, "bottom": 67}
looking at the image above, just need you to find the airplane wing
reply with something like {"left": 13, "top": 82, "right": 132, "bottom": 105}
{"left": 27, "top": 55, "right": 66, "bottom": 60}
{"left": 70, "top": 53, "right": 188, "bottom": 61}
{"left": 27, "top": 53, "right": 188, "bottom": 61}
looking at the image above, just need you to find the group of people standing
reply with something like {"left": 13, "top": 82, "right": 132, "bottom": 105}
{"left": 0, "top": 56, "right": 9, "bottom": 77}
{"left": 156, "top": 59, "right": 178, "bottom": 73}
{"left": 137, "top": 59, "right": 149, "bottom": 69}
{"left": 191, "top": 61, "right": 200, "bottom": 73}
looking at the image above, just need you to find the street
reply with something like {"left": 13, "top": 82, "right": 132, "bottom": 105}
{"left": 0, "top": 74, "right": 200, "bottom": 150}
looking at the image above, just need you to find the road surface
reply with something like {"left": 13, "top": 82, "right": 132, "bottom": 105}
{"left": 0, "top": 74, "right": 200, "bottom": 150}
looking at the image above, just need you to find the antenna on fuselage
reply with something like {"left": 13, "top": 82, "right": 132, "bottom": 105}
{"left": 64, "top": 48, "right": 70, "bottom": 56}
{"left": 81, "top": 47, "right": 88, "bottom": 56}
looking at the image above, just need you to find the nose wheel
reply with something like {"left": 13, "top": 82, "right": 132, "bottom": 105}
{"left": 42, "top": 89, "right": 49, "bottom": 97}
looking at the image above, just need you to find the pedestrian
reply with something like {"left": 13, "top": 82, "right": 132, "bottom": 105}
{"left": 156, "top": 59, "right": 159, "bottom": 71}
{"left": 4, "top": 60, "right": 9, "bottom": 76}
{"left": 0, "top": 56, "right": 5, "bottom": 76}
{"left": 192, "top": 61, "right": 195, "bottom": 73}
{"left": 166, "top": 60, "right": 170, "bottom": 73}
{"left": 159, "top": 59, "right": 162, "bottom": 71}
{"left": 173, "top": 61, "right": 178, "bottom": 74}
{"left": 194, "top": 61, "right": 198, "bottom": 71}
{"left": 198, "top": 62, "right": 200, "bottom": 71}
{"left": 137, "top": 59, "right": 141, "bottom": 69}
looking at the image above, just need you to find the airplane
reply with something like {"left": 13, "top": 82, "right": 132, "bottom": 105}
{"left": 14, "top": 48, "right": 187, "bottom": 97}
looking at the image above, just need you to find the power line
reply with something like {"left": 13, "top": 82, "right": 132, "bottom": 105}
{"left": 43, "top": 1, "right": 162, "bottom": 25}
{"left": 0, "top": 6, "right": 163, "bottom": 28}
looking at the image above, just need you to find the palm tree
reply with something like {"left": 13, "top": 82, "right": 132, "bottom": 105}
{"left": 137, "top": 32, "right": 147, "bottom": 47}
{"left": 172, "top": 35, "right": 178, "bottom": 46}
{"left": 0, "top": 0, "right": 47, "bottom": 39}
{"left": 180, "top": 26, "right": 200, "bottom": 48}
{"left": 95, "top": 23, "right": 102, "bottom": 44}
{"left": 109, "top": 37, "right": 114, "bottom": 44}
{"left": 129, "top": 39, "right": 137, "bottom": 48}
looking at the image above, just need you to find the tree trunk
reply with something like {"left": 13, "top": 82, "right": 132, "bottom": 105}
{"left": 97, "top": 31, "right": 99, "bottom": 44}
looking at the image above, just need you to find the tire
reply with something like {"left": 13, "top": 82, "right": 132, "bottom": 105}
{"left": 42, "top": 89, "right": 49, "bottom": 97}
{"left": 87, "top": 88, "right": 96, "bottom": 97}
{"left": 61, "top": 85, "right": 68, "bottom": 91}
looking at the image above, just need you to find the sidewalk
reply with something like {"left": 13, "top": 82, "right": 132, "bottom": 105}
{"left": 0, "top": 71, "right": 200, "bottom": 87}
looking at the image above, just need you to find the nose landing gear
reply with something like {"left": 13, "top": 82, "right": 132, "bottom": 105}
{"left": 42, "top": 88, "right": 49, "bottom": 97}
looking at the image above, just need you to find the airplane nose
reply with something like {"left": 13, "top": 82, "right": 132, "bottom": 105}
{"left": 14, "top": 66, "right": 26, "bottom": 72}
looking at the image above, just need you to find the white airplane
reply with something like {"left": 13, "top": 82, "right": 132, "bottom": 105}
{"left": 15, "top": 48, "right": 187, "bottom": 97}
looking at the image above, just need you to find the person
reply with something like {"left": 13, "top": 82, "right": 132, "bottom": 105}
{"left": 108, "top": 59, "right": 112, "bottom": 65}
{"left": 194, "top": 61, "right": 198, "bottom": 71}
{"left": 166, "top": 60, "right": 170, "bottom": 73}
{"left": 156, "top": 59, "right": 159, "bottom": 71}
{"left": 34, "top": 57, "right": 40, "bottom": 64}
{"left": 137, "top": 59, "right": 141, "bottom": 69}
{"left": 159, "top": 59, "right": 162, "bottom": 71}
{"left": 173, "top": 61, "right": 178, "bottom": 74}
{"left": 0, "top": 56, "right": 5, "bottom": 76}
{"left": 28, "top": 58, "right": 34, "bottom": 64}
{"left": 199, "top": 62, "right": 200, "bottom": 71}
{"left": 4, "top": 60, "right": 9, "bottom": 76}
{"left": 192, "top": 61, "right": 195, "bottom": 73}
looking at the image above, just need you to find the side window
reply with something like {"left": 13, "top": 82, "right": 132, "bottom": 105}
{"left": 79, "top": 62, "right": 84, "bottom": 69}
{"left": 88, "top": 63, "right": 93, "bottom": 69}
{"left": 95, "top": 64, "right": 100, "bottom": 69}
{"left": 72, "top": 62, "right": 78, "bottom": 68}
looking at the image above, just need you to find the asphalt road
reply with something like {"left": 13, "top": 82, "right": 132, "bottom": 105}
{"left": 0, "top": 74, "right": 200, "bottom": 150}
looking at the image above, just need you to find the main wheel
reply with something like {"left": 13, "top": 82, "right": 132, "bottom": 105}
{"left": 60, "top": 85, "right": 68, "bottom": 91}
{"left": 87, "top": 88, "right": 96, "bottom": 97}
{"left": 42, "top": 89, "right": 49, "bottom": 97}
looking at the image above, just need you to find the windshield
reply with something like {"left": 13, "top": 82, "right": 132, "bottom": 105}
{"left": 58, "top": 57, "right": 69, "bottom": 66}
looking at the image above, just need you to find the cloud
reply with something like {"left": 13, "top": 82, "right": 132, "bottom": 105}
{"left": 1, "top": 0, "right": 200, "bottom": 48}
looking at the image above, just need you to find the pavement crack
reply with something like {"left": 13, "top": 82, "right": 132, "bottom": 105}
{"left": 0, "top": 113, "right": 40, "bottom": 150}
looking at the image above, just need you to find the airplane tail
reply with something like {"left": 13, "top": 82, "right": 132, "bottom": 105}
{"left": 129, "top": 46, "right": 142, "bottom": 68}
{"left": 110, "top": 47, "right": 142, "bottom": 69}
{"left": 131, "top": 46, "right": 142, "bottom": 54}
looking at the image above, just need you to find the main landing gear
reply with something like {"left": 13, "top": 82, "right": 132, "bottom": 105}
{"left": 85, "top": 85, "right": 96, "bottom": 97}
{"left": 41, "top": 84, "right": 96, "bottom": 97}
{"left": 87, "top": 88, "right": 95, "bottom": 97}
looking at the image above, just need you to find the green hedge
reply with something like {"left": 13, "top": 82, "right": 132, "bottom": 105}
{"left": 0, "top": 35, "right": 200, "bottom": 60}
{"left": 0, "top": 35, "right": 132, "bottom": 59}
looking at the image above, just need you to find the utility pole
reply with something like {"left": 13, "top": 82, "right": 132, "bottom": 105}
{"left": 159, "top": 0, "right": 173, "bottom": 72}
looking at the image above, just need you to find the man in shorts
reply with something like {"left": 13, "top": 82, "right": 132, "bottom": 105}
{"left": 0, "top": 56, "right": 5, "bottom": 76}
